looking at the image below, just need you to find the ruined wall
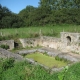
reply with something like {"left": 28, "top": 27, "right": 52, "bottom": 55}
{"left": 40, "top": 36, "right": 61, "bottom": 49}
{"left": 0, "top": 40, "right": 14, "bottom": 50}
{"left": 19, "top": 32, "right": 80, "bottom": 54}
{"left": 19, "top": 36, "right": 61, "bottom": 50}
{"left": 19, "top": 38, "right": 41, "bottom": 48}
{"left": 60, "top": 32, "right": 80, "bottom": 53}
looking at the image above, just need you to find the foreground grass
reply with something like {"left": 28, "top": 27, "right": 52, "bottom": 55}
{"left": 25, "top": 52, "right": 67, "bottom": 68}
{"left": 0, "top": 58, "right": 80, "bottom": 80}
{"left": 0, "top": 24, "right": 80, "bottom": 40}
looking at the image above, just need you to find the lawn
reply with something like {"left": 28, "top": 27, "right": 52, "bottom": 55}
{"left": 25, "top": 52, "right": 68, "bottom": 68}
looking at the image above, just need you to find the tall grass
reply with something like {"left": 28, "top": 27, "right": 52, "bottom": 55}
{"left": 1, "top": 58, "right": 80, "bottom": 80}
{"left": 0, "top": 24, "right": 80, "bottom": 40}
{"left": 0, "top": 58, "right": 58, "bottom": 80}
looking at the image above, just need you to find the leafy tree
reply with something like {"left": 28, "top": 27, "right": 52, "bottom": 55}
{"left": 0, "top": 4, "right": 24, "bottom": 29}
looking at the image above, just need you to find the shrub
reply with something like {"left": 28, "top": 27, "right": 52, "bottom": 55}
{"left": 2, "top": 58, "right": 15, "bottom": 71}
{"left": 55, "top": 56, "right": 61, "bottom": 61}
{"left": 0, "top": 36, "right": 6, "bottom": 41}
{"left": 0, "top": 44, "right": 9, "bottom": 50}
{"left": 43, "top": 52, "right": 49, "bottom": 56}
{"left": 55, "top": 56, "right": 68, "bottom": 62}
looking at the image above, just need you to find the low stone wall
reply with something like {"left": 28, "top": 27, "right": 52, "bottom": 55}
{"left": 0, "top": 48, "right": 23, "bottom": 61}
{"left": 19, "top": 36, "right": 61, "bottom": 50}
{"left": 19, "top": 33, "right": 80, "bottom": 54}
{"left": 18, "top": 48, "right": 79, "bottom": 62}
{"left": 0, "top": 40, "right": 14, "bottom": 50}
{"left": 40, "top": 36, "right": 61, "bottom": 49}
{"left": 19, "top": 38, "right": 41, "bottom": 48}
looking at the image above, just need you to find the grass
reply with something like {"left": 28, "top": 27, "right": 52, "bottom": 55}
{"left": 0, "top": 24, "right": 80, "bottom": 40}
{"left": 1, "top": 58, "right": 80, "bottom": 80}
{"left": 25, "top": 52, "right": 68, "bottom": 68}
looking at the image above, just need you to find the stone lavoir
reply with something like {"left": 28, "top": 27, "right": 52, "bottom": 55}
{"left": 20, "top": 32, "right": 80, "bottom": 54}
{"left": 0, "top": 32, "right": 80, "bottom": 53}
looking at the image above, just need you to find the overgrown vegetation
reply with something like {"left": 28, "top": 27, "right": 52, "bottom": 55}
{"left": 55, "top": 56, "right": 68, "bottom": 62}
{"left": 0, "top": 44, "right": 9, "bottom": 50}
{"left": 0, "top": 0, "right": 80, "bottom": 29}
{"left": 0, "top": 24, "right": 80, "bottom": 41}
{"left": 0, "top": 58, "right": 80, "bottom": 80}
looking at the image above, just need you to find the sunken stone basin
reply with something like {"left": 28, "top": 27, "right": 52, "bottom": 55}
{"left": 24, "top": 52, "right": 68, "bottom": 68}
{"left": 17, "top": 48, "right": 75, "bottom": 72}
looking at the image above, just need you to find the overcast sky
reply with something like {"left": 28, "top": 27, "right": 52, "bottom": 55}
{"left": 0, "top": 0, "right": 40, "bottom": 13}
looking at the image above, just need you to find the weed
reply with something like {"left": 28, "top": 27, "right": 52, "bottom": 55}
{"left": 0, "top": 44, "right": 9, "bottom": 50}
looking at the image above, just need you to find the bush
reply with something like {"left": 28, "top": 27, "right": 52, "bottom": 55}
{"left": 0, "top": 36, "right": 6, "bottom": 41}
{"left": 0, "top": 44, "right": 9, "bottom": 50}
{"left": 55, "top": 56, "right": 68, "bottom": 62}
{"left": 2, "top": 58, "right": 15, "bottom": 71}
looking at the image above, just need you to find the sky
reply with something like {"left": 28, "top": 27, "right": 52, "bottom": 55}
{"left": 0, "top": 0, "right": 40, "bottom": 13}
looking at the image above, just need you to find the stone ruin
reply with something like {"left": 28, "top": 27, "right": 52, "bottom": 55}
{"left": 20, "top": 32, "right": 80, "bottom": 54}
{"left": 0, "top": 40, "right": 14, "bottom": 50}
{"left": 0, "top": 32, "right": 80, "bottom": 53}
{"left": 60, "top": 32, "right": 80, "bottom": 53}
{"left": 0, "top": 32, "right": 80, "bottom": 72}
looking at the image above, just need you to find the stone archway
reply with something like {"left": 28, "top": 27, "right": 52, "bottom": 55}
{"left": 66, "top": 36, "right": 71, "bottom": 46}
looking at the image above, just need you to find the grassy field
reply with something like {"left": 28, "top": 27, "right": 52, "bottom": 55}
{"left": 0, "top": 24, "right": 80, "bottom": 40}
{"left": 25, "top": 52, "right": 67, "bottom": 68}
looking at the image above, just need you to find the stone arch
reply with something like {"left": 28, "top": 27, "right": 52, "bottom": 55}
{"left": 66, "top": 36, "right": 71, "bottom": 46}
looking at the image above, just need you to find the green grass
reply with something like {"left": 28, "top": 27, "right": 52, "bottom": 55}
{"left": 25, "top": 52, "right": 67, "bottom": 68}
{"left": 0, "top": 24, "right": 80, "bottom": 40}
{"left": 1, "top": 58, "right": 80, "bottom": 80}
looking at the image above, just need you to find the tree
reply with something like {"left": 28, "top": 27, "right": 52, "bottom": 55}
{"left": 0, "top": 4, "right": 24, "bottom": 29}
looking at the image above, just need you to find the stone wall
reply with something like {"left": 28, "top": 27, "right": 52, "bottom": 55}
{"left": 19, "top": 36, "right": 61, "bottom": 50}
{"left": 19, "top": 32, "right": 80, "bottom": 54}
{"left": 60, "top": 32, "right": 80, "bottom": 53}
{"left": 0, "top": 48, "right": 23, "bottom": 61}
{"left": 19, "top": 38, "right": 41, "bottom": 48}
{"left": 0, "top": 40, "right": 14, "bottom": 50}
{"left": 40, "top": 36, "right": 61, "bottom": 49}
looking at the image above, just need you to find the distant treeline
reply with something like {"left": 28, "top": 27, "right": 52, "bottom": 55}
{"left": 0, "top": 0, "right": 80, "bottom": 28}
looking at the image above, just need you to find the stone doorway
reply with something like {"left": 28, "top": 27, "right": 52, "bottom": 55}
{"left": 66, "top": 36, "right": 71, "bottom": 46}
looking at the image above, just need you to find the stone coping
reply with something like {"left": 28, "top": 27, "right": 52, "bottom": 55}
{"left": 18, "top": 48, "right": 79, "bottom": 62}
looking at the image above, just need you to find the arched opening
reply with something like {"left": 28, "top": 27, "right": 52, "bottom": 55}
{"left": 14, "top": 42, "right": 19, "bottom": 48}
{"left": 66, "top": 36, "right": 71, "bottom": 46}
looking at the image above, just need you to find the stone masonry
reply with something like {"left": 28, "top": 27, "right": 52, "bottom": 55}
{"left": 19, "top": 32, "right": 80, "bottom": 54}
{"left": 0, "top": 40, "right": 14, "bottom": 50}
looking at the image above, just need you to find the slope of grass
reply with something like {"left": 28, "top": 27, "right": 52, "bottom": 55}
{"left": 0, "top": 24, "right": 80, "bottom": 40}
{"left": 25, "top": 52, "right": 67, "bottom": 68}
{"left": 1, "top": 58, "right": 80, "bottom": 80}
{"left": 64, "top": 62, "right": 80, "bottom": 80}
{"left": 0, "top": 58, "right": 58, "bottom": 80}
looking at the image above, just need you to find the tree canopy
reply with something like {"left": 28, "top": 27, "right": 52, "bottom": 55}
{"left": 0, "top": 0, "right": 80, "bottom": 28}
{"left": 0, "top": 4, "right": 24, "bottom": 29}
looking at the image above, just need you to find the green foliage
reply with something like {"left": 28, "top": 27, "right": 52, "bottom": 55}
{"left": 0, "top": 24, "right": 80, "bottom": 41}
{"left": 43, "top": 52, "right": 49, "bottom": 56}
{"left": 55, "top": 56, "right": 68, "bottom": 62}
{"left": 19, "top": 0, "right": 80, "bottom": 26}
{"left": 1, "top": 0, "right": 80, "bottom": 28}
{"left": 0, "top": 4, "right": 24, "bottom": 29}
{"left": 2, "top": 58, "right": 15, "bottom": 71}
{"left": 58, "top": 66, "right": 69, "bottom": 80}
{"left": 0, "top": 44, "right": 9, "bottom": 50}
{"left": 0, "top": 36, "right": 6, "bottom": 41}
{"left": 0, "top": 58, "right": 80, "bottom": 80}
{"left": 0, "top": 59, "right": 58, "bottom": 80}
